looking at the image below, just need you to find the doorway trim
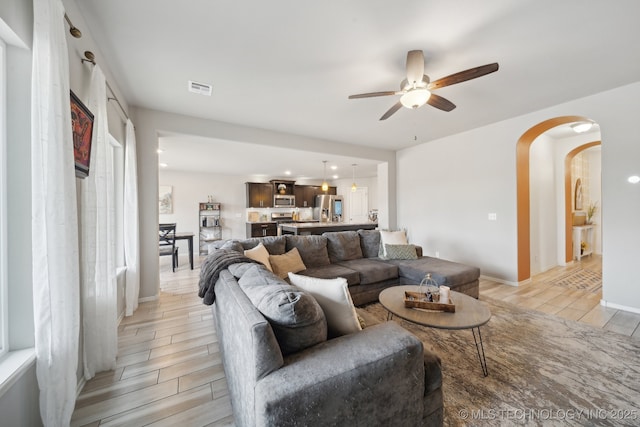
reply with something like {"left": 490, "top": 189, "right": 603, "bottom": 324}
{"left": 516, "top": 115, "right": 593, "bottom": 282}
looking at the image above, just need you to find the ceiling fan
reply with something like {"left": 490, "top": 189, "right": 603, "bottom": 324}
{"left": 348, "top": 50, "right": 499, "bottom": 120}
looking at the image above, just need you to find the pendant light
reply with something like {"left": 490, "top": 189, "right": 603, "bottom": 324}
{"left": 351, "top": 164, "right": 357, "bottom": 192}
{"left": 321, "top": 160, "right": 329, "bottom": 192}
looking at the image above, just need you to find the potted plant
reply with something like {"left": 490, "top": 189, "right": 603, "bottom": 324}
{"left": 586, "top": 201, "right": 598, "bottom": 224}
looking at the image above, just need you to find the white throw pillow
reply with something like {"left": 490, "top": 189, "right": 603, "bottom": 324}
{"left": 244, "top": 242, "right": 273, "bottom": 272}
{"left": 379, "top": 230, "right": 408, "bottom": 258}
{"left": 288, "top": 273, "right": 362, "bottom": 337}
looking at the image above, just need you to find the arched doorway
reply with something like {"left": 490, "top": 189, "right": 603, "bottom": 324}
{"left": 516, "top": 116, "right": 601, "bottom": 282}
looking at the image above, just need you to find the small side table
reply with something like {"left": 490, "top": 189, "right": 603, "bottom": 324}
{"left": 573, "top": 225, "right": 594, "bottom": 261}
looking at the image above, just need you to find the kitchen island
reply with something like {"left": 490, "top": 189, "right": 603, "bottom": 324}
{"left": 279, "top": 221, "right": 378, "bottom": 235}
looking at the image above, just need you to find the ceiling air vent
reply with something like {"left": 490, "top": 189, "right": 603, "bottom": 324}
{"left": 188, "top": 80, "right": 212, "bottom": 96}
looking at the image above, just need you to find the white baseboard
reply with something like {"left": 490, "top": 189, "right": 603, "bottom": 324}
{"left": 479, "top": 274, "right": 521, "bottom": 287}
{"left": 600, "top": 299, "right": 640, "bottom": 314}
{"left": 138, "top": 295, "right": 158, "bottom": 303}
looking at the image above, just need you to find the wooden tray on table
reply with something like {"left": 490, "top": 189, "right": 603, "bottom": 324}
{"left": 404, "top": 291, "right": 456, "bottom": 312}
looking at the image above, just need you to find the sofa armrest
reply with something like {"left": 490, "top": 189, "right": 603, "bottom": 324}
{"left": 415, "top": 245, "right": 423, "bottom": 257}
{"left": 254, "top": 321, "right": 428, "bottom": 427}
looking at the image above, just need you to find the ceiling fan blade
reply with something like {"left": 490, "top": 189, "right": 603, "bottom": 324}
{"left": 428, "top": 63, "right": 499, "bottom": 90}
{"left": 348, "top": 91, "right": 397, "bottom": 99}
{"left": 406, "top": 50, "right": 425, "bottom": 86}
{"left": 427, "top": 93, "right": 456, "bottom": 112}
{"left": 379, "top": 101, "right": 403, "bottom": 121}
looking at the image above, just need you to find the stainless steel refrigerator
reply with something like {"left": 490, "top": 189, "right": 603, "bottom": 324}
{"left": 313, "top": 194, "right": 344, "bottom": 222}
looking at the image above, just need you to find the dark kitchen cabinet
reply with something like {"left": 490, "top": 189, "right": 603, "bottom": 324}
{"left": 294, "top": 185, "right": 320, "bottom": 208}
{"left": 246, "top": 182, "right": 274, "bottom": 208}
{"left": 294, "top": 185, "right": 337, "bottom": 207}
{"left": 246, "top": 222, "right": 278, "bottom": 238}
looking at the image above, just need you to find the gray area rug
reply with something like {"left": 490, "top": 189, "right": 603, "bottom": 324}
{"left": 553, "top": 268, "right": 602, "bottom": 293}
{"left": 359, "top": 298, "right": 640, "bottom": 426}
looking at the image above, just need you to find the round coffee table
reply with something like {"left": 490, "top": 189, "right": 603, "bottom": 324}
{"left": 379, "top": 285, "right": 491, "bottom": 376}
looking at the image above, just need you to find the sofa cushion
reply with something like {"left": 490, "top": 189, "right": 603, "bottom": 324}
{"left": 298, "top": 264, "right": 361, "bottom": 286}
{"left": 358, "top": 229, "right": 381, "bottom": 258}
{"left": 323, "top": 231, "right": 363, "bottom": 263}
{"left": 285, "top": 235, "right": 331, "bottom": 268}
{"left": 384, "top": 256, "right": 480, "bottom": 287}
{"left": 424, "top": 351, "right": 443, "bottom": 394}
{"left": 219, "top": 239, "right": 244, "bottom": 252}
{"left": 382, "top": 244, "right": 418, "bottom": 260}
{"left": 238, "top": 264, "right": 327, "bottom": 355}
{"left": 241, "top": 236, "right": 287, "bottom": 255}
{"left": 244, "top": 242, "right": 273, "bottom": 271}
{"left": 337, "top": 258, "right": 399, "bottom": 285}
{"left": 269, "top": 248, "right": 306, "bottom": 279}
{"left": 288, "top": 273, "right": 361, "bottom": 337}
{"left": 378, "top": 230, "right": 408, "bottom": 258}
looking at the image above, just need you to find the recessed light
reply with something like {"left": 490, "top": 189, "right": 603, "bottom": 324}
{"left": 157, "top": 149, "right": 164, "bottom": 154}
{"left": 571, "top": 122, "right": 593, "bottom": 133}
{"left": 331, "top": 165, "right": 338, "bottom": 170}
{"left": 159, "top": 163, "right": 168, "bottom": 168}
{"left": 285, "top": 170, "right": 292, "bottom": 175}
{"left": 332, "top": 174, "right": 339, "bottom": 179}
{"left": 628, "top": 175, "right": 640, "bottom": 184}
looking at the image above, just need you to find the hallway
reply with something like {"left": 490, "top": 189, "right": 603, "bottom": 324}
{"left": 480, "top": 255, "right": 640, "bottom": 338}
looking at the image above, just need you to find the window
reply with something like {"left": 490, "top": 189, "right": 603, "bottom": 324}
{"left": 109, "top": 134, "right": 125, "bottom": 271}
{"left": 0, "top": 38, "right": 8, "bottom": 357}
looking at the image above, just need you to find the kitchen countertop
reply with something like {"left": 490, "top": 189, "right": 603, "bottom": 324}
{"left": 279, "top": 221, "right": 378, "bottom": 235}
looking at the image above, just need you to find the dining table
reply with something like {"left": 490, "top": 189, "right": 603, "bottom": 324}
{"left": 173, "top": 232, "right": 194, "bottom": 270}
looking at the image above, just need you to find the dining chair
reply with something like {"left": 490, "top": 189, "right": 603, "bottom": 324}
{"left": 159, "top": 223, "right": 179, "bottom": 272}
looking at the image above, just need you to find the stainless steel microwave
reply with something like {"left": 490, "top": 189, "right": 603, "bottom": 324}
{"left": 274, "top": 194, "right": 295, "bottom": 207}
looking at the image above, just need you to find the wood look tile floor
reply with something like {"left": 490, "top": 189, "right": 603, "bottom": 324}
{"left": 71, "top": 256, "right": 234, "bottom": 427}
{"left": 72, "top": 253, "right": 640, "bottom": 426}
{"left": 481, "top": 255, "right": 640, "bottom": 339}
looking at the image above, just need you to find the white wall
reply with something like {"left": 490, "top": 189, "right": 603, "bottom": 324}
{"left": 529, "top": 134, "right": 557, "bottom": 275}
{"left": 587, "top": 149, "right": 602, "bottom": 254}
{"left": 397, "top": 81, "right": 640, "bottom": 311}
{"left": 397, "top": 123, "right": 517, "bottom": 279}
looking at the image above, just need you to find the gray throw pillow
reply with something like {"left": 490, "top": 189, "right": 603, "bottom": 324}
{"left": 358, "top": 229, "right": 381, "bottom": 258}
{"left": 238, "top": 264, "right": 327, "bottom": 355}
{"left": 324, "top": 231, "right": 364, "bottom": 263}
{"left": 383, "top": 244, "right": 418, "bottom": 260}
{"left": 285, "top": 235, "right": 331, "bottom": 267}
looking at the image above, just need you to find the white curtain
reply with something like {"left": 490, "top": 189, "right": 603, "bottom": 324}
{"left": 124, "top": 119, "right": 140, "bottom": 316}
{"left": 31, "top": 0, "right": 80, "bottom": 425}
{"left": 79, "top": 65, "right": 117, "bottom": 379}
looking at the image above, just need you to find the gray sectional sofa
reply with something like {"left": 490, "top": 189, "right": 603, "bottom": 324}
{"left": 209, "top": 262, "right": 443, "bottom": 426}
{"left": 223, "top": 229, "right": 480, "bottom": 305}
{"left": 200, "top": 230, "right": 481, "bottom": 426}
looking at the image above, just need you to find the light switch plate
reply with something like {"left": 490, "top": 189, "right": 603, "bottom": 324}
{"left": 488, "top": 213, "right": 497, "bottom": 221}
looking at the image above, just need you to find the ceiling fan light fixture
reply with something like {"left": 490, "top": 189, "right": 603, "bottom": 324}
{"left": 571, "top": 122, "right": 593, "bottom": 133}
{"left": 400, "top": 88, "right": 431, "bottom": 109}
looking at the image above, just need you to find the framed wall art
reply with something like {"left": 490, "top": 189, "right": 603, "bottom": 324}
{"left": 159, "top": 185, "right": 173, "bottom": 214}
{"left": 71, "top": 90, "right": 94, "bottom": 178}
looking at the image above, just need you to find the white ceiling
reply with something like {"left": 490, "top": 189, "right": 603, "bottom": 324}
{"left": 75, "top": 0, "right": 637, "bottom": 177}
